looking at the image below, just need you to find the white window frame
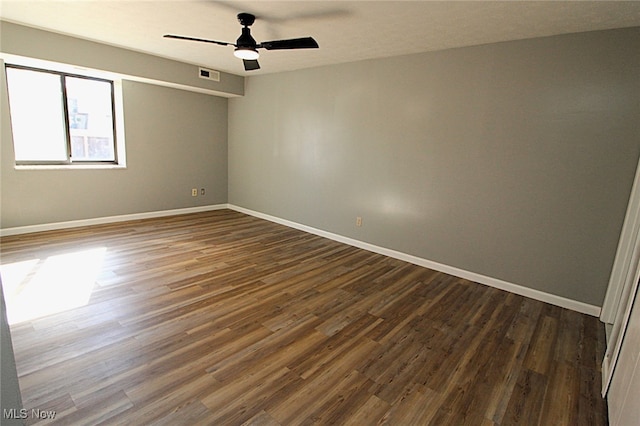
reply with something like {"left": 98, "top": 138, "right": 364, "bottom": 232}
{"left": 3, "top": 55, "right": 127, "bottom": 170}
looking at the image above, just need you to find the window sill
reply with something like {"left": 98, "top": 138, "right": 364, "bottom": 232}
{"left": 15, "top": 164, "right": 127, "bottom": 171}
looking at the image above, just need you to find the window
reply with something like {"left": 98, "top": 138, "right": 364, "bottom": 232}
{"left": 5, "top": 65, "right": 119, "bottom": 165}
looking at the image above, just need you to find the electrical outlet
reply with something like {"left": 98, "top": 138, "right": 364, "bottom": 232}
{"left": 191, "top": 188, "right": 198, "bottom": 197}
{"left": 356, "top": 216, "right": 362, "bottom": 227}
{"left": 201, "top": 188, "right": 205, "bottom": 196}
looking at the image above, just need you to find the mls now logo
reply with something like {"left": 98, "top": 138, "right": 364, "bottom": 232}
{"left": 4, "top": 408, "right": 56, "bottom": 420}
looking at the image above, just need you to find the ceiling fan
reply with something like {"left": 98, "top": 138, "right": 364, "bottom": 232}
{"left": 164, "top": 12, "right": 319, "bottom": 71}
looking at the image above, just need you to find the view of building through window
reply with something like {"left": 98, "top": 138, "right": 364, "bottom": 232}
{"left": 66, "top": 76, "right": 115, "bottom": 161}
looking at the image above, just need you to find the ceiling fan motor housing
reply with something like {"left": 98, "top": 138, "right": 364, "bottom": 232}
{"left": 236, "top": 27, "right": 257, "bottom": 49}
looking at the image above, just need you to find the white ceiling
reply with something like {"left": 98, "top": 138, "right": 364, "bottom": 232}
{"left": 1, "top": 1, "right": 640, "bottom": 76}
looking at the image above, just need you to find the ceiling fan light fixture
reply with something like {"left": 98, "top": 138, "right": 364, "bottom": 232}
{"left": 234, "top": 47, "right": 260, "bottom": 60}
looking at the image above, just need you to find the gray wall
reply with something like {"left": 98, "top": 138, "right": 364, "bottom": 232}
{"left": 229, "top": 27, "right": 640, "bottom": 307}
{"left": 1, "top": 72, "right": 228, "bottom": 228}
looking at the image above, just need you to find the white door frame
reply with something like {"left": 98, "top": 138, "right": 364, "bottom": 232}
{"left": 601, "top": 155, "right": 640, "bottom": 396}
{"left": 601, "top": 160, "right": 640, "bottom": 324}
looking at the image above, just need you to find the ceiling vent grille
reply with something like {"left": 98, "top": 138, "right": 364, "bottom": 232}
{"left": 198, "top": 67, "right": 220, "bottom": 82}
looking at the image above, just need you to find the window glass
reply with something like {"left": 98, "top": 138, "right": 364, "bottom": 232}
{"left": 65, "top": 76, "right": 115, "bottom": 161}
{"left": 6, "top": 67, "right": 68, "bottom": 162}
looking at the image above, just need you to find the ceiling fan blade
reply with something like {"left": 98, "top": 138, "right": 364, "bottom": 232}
{"left": 243, "top": 59, "right": 260, "bottom": 71}
{"left": 164, "top": 34, "right": 234, "bottom": 47}
{"left": 260, "top": 37, "right": 319, "bottom": 50}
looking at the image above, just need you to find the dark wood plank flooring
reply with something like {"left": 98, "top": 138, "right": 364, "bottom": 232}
{"left": 1, "top": 209, "right": 608, "bottom": 425}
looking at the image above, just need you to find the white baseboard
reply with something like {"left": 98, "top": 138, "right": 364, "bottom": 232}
{"left": 1, "top": 203, "right": 602, "bottom": 316}
{"left": 228, "top": 204, "right": 602, "bottom": 317}
{"left": 0, "top": 204, "right": 228, "bottom": 237}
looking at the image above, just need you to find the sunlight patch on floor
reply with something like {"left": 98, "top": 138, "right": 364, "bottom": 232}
{"left": 1, "top": 247, "right": 106, "bottom": 324}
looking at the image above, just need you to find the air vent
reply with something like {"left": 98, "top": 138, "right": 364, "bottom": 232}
{"left": 198, "top": 67, "right": 220, "bottom": 82}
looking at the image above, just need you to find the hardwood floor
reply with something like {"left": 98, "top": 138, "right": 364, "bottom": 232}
{"left": 1, "top": 210, "right": 608, "bottom": 425}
